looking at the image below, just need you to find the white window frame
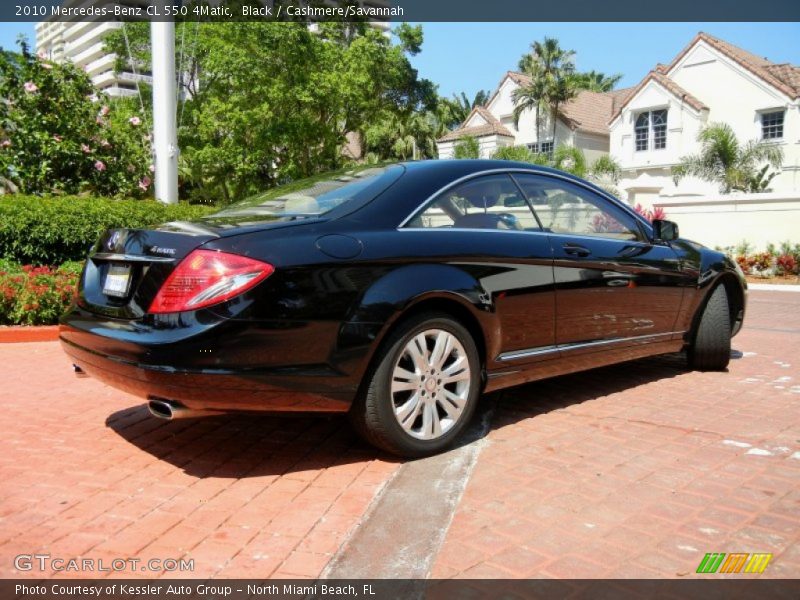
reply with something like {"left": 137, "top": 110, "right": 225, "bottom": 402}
{"left": 526, "top": 141, "right": 554, "bottom": 158}
{"left": 760, "top": 109, "right": 785, "bottom": 141}
{"left": 634, "top": 109, "right": 668, "bottom": 152}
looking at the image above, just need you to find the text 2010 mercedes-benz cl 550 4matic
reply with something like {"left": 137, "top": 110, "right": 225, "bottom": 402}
{"left": 61, "top": 160, "right": 746, "bottom": 457}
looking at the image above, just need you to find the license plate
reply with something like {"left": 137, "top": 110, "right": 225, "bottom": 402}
{"left": 103, "top": 264, "right": 132, "bottom": 298}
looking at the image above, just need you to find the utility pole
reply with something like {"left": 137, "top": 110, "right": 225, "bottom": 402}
{"left": 151, "top": 19, "right": 179, "bottom": 204}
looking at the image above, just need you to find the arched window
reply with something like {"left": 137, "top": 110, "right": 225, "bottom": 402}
{"left": 634, "top": 113, "right": 650, "bottom": 151}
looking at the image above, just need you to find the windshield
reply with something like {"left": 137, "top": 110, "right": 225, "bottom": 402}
{"left": 211, "top": 165, "right": 404, "bottom": 219}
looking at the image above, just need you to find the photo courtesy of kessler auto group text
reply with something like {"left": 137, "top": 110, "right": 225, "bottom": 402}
{"left": 0, "top": 0, "right": 799, "bottom": 598}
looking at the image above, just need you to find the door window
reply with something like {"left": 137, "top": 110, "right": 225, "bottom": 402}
{"left": 513, "top": 174, "right": 642, "bottom": 241}
{"left": 405, "top": 174, "right": 540, "bottom": 231}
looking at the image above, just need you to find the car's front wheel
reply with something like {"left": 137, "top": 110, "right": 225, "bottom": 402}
{"left": 350, "top": 312, "right": 481, "bottom": 458}
{"left": 687, "top": 284, "right": 731, "bottom": 371}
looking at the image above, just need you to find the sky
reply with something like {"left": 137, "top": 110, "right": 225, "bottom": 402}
{"left": 1, "top": 21, "right": 798, "bottom": 100}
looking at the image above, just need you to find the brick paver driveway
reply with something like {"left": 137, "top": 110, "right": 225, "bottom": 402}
{"left": 0, "top": 346, "right": 398, "bottom": 579}
{"left": 432, "top": 290, "right": 800, "bottom": 578}
{"left": 1, "top": 289, "right": 798, "bottom": 580}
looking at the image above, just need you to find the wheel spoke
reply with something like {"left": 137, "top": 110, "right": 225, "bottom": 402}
{"left": 421, "top": 402, "right": 441, "bottom": 439}
{"left": 444, "top": 389, "right": 467, "bottom": 411}
{"left": 406, "top": 334, "right": 429, "bottom": 372}
{"left": 442, "top": 355, "right": 466, "bottom": 376}
{"left": 395, "top": 392, "right": 421, "bottom": 426}
{"left": 441, "top": 369, "right": 470, "bottom": 386}
{"left": 437, "top": 394, "right": 463, "bottom": 420}
{"left": 392, "top": 366, "right": 418, "bottom": 393}
{"left": 429, "top": 331, "right": 453, "bottom": 370}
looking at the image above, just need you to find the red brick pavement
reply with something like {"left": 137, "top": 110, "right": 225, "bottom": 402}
{"left": 0, "top": 343, "right": 398, "bottom": 579}
{"left": 431, "top": 290, "right": 800, "bottom": 578}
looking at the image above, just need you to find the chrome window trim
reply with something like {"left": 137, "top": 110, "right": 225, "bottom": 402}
{"left": 497, "top": 331, "right": 684, "bottom": 362}
{"left": 397, "top": 167, "right": 652, "bottom": 238}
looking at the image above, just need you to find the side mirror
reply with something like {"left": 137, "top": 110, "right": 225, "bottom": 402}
{"left": 652, "top": 219, "right": 679, "bottom": 242}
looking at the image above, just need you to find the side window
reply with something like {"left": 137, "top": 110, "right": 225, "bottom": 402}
{"left": 405, "top": 174, "right": 540, "bottom": 231}
{"left": 513, "top": 174, "right": 641, "bottom": 241}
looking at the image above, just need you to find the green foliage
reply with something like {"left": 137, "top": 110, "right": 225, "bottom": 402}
{"left": 106, "top": 21, "right": 436, "bottom": 202}
{"left": 0, "top": 195, "right": 215, "bottom": 264}
{"left": 492, "top": 145, "right": 537, "bottom": 162}
{"left": 552, "top": 145, "right": 587, "bottom": 178}
{"left": 0, "top": 40, "right": 151, "bottom": 196}
{"left": 672, "top": 123, "right": 784, "bottom": 193}
{"left": 572, "top": 70, "right": 623, "bottom": 92}
{"left": 0, "top": 264, "right": 78, "bottom": 325}
{"left": 453, "top": 136, "right": 480, "bottom": 159}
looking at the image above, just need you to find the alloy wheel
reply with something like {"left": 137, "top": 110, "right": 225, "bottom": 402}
{"left": 390, "top": 329, "right": 472, "bottom": 440}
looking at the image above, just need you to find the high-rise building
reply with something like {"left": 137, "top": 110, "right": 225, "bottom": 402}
{"left": 35, "top": 2, "right": 152, "bottom": 98}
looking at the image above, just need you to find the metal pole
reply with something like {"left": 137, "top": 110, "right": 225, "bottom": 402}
{"left": 151, "top": 19, "right": 179, "bottom": 204}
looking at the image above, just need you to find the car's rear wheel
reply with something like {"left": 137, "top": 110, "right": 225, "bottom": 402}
{"left": 350, "top": 312, "right": 481, "bottom": 458}
{"left": 687, "top": 284, "right": 731, "bottom": 371}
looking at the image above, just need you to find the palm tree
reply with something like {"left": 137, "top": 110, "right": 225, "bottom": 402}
{"left": 515, "top": 38, "right": 578, "bottom": 145}
{"left": 438, "top": 90, "right": 492, "bottom": 130}
{"left": 672, "top": 123, "right": 784, "bottom": 193}
{"left": 511, "top": 67, "right": 547, "bottom": 142}
{"left": 574, "top": 70, "right": 623, "bottom": 92}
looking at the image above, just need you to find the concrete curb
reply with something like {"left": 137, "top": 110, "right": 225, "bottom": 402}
{"left": 323, "top": 395, "right": 498, "bottom": 580}
{"left": 0, "top": 325, "right": 60, "bottom": 343}
{"left": 748, "top": 283, "right": 800, "bottom": 292}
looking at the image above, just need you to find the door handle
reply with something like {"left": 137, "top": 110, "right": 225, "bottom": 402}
{"left": 563, "top": 243, "right": 591, "bottom": 257}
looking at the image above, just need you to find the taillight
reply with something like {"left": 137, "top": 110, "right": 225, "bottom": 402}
{"left": 148, "top": 249, "right": 274, "bottom": 314}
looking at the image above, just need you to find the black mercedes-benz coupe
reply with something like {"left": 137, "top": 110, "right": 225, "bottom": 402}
{"left": 61, "top": 159, "right": 746, "bottom": 457}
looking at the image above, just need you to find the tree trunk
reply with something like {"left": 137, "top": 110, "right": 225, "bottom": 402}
{"left": 552, "top": 102, "right": 559, "bottom": 144}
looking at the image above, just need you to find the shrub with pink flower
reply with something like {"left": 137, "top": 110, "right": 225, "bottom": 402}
{"left": 1, "top": 40, "right": 158, "bottom": 196}
{"left": 138, "top": 176, "right": 151, "bottom": 191}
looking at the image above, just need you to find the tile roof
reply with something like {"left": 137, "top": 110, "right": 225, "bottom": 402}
{"left": 438, "top": 106, "right": 514, "bottom": 142}
{"left": 609, "top": 70, "right": 707, "bottom": 123}
{"left": 668, "top": 32, "right": 800, "bottom": 99}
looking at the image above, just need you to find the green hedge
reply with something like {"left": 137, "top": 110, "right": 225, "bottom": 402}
{"left": 0, "top": 195, "right": 217, "bottom": 265}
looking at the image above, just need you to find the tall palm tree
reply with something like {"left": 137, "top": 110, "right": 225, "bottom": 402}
{"left": 672, "top": 123, "right": 784, "bottom": 193}
{"left": 516, "top": 37, "right": 577, "bottom": 145}
{"left": 511, "top": 66, "right": 547, "bottom": 142}
{"left": 574, "top": 70, "right": 623, "bottom": 92}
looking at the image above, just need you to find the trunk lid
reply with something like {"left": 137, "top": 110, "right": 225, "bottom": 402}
{"left": 80, "top": 223, "right": 218, "bottom": 319}
{"left": 79, "top": 216, "right": 319, "bottom": 320}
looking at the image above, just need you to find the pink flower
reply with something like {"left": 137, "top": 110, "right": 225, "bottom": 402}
{"left": 94, "top": 160, "right": 106, "bottom": 172}
{"left": 99, "top": 139, "right": 110, "bottom": 148}
{"left": 81, "top": 144, "right": 91, "bottom": 153}
{"left": 96, "top": 116, "right": 105, "bottom": 125}
{"left": 149, "top": 164, "right": 155, "bottom": 173}
{"left": 1, "top": 140, "right": 11, "bottom": 148}
{"left": 100, "top": 105, "right": 110, "bottom": 116}
{"left": 23, "top": 81, "right": 38, "bottom": 93}
{"left": 41, "top": 62, "right": 52, "bottom": 70}
{"left": 138, "top": 176, "right": 151, "bottom": 191}
{"left": 129, "top": 116, "right": 141, "bottom": 126}
{"left": 53, "top": 134, "right": 62, "bottom": 142}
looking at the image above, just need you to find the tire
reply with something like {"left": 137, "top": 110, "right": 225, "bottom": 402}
{"left": 687, "top": 284, "right": 731, "bottom": 371}
{"left": 349, "top": 312, "right": 482, "bottom": 458}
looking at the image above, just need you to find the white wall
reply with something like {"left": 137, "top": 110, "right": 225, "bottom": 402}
{"left": 654, "top": 192, "right": 800, "bottom": 250}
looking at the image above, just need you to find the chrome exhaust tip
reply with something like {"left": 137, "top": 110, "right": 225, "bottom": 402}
{"left": 147, "top": 398, "right": 221, "bottom": 420}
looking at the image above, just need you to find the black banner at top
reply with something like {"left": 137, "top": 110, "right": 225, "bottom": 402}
{"left": 7, "top": 0, "right": 800, "bottom": 22}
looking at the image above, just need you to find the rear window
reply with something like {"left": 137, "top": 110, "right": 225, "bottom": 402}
{"left": 211, "top": 165, "right": 404, "bottom": 219}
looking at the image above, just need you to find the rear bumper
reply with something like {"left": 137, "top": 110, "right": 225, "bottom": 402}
{"left": 59, "top": 310, "right": 356, "bottom": 413}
